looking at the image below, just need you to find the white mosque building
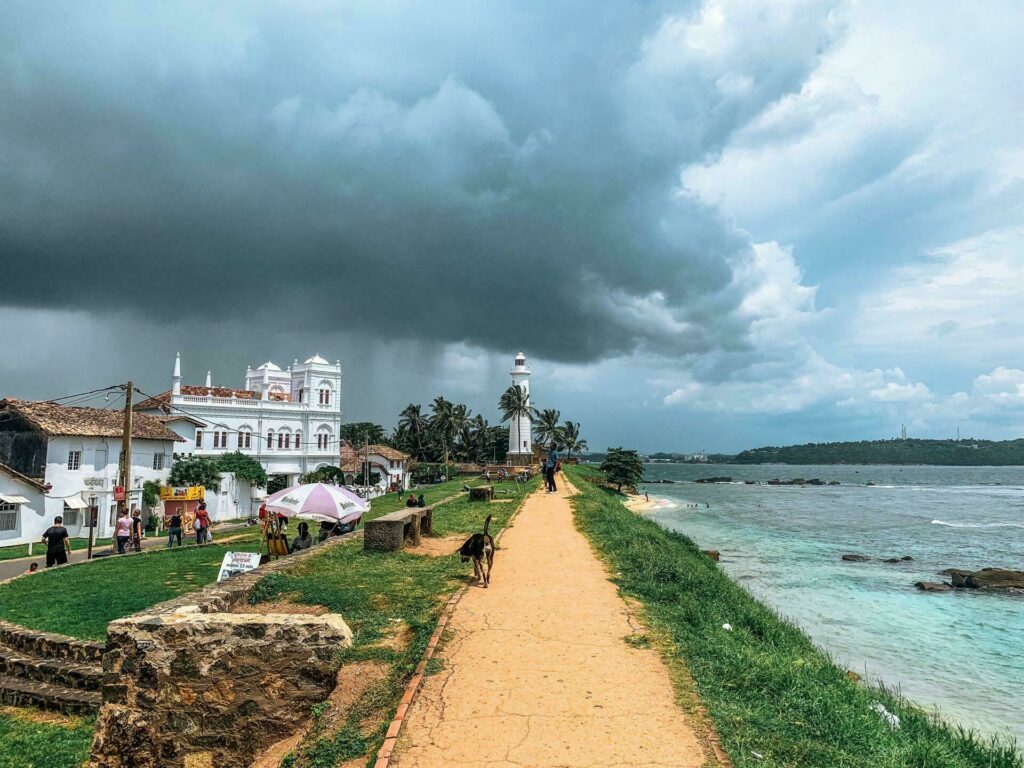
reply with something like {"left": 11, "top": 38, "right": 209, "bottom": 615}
{"left": 506, "top": 351, "right": 534, "bottom": 466}
{"left": 137, "top": 354, "right": 343, "bottom": 517}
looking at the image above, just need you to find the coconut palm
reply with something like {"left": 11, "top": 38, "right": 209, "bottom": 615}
{"left": 398, "top": 403, "right": 428, "bottom": 461}
{"left": 558, "top": 421, "right": 588, "bottom": 461}
{"left": 533, "top": 408, "right": 561, "bottom": 447}
{"left": 499, "top": 385, "right": 532, "bottom": 462}
{"left": 430, "top": 396, "right": 457, "bottom": 465}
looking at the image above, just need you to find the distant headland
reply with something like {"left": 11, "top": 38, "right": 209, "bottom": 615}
{"left": 600, "top": 438, "right": 1024, "bottom": 466}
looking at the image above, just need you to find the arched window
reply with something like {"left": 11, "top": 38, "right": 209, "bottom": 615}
{"left": 316, "top": 425, "right": 333, "bottom": 451}
{"left": 267, "top": 430, "right": 274, "bottom": 450}
{"left": 317, "top": 380, "right": 333, "bottom": 406}
{"left": 238, "top": 426, "right": 253, "bottom": 450}
{"left": 295, "top": 431, "right": 301, "bottom": 451}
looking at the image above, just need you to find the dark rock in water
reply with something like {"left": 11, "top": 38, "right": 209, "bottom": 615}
{"left": 901, "top": 556, "right": 914, "bottom": 561}
{"left": 937, "top": 568, "right": 1024, "bottom": 590}
{"left": 842, "top": 554, "right": 871, "bottom": 562}
{"left": 744, "top": 480, "right": 757, "bottom": 485}
{"left": 805, "top": 478, "right": 824, "bottom": 485}
{"left": 884, "top": 558, "right": 899, "bottom": 563}
{"left": 702, "top": 549, "right": 720, "bottom": 562}
{"left": 828, "top": 480, "right": 841, "bottom": 486}
{"left": 965, "top": 568, "right": 1024, "bottom": 590}
{"left": 883, "top": 556, "right": 915, "bottom": 563}
{"left": 865, "top": 482, "right": 875, "bottom": 486}
{"left": 916, "top": 581, "right": 952, "bottom": 592}
{"left": 768, "top": 478, "right": 781, "bottom": 485}
{"left": 695, "top": 476, "right": 732, "bottom": 484}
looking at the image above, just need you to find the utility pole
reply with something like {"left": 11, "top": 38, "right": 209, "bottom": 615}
{"left": 363, "top": 432, "right": 369, "bottom": 499}
{"left": 118, "top": 381, "right": 134, "bottom": 519}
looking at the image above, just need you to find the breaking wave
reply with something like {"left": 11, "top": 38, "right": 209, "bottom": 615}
{"left": 930, "top": 519, "right": 1024, "bottom": 529}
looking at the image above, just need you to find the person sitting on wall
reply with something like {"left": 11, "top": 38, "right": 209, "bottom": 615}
{"left": 417, "top": 494, "right": 426, "bottom": 508}
{"left": 290, "top": 522, "right": 314, "bottom": 553}
{"left": 406, "top": 494, "right": 418, "bottom": 507}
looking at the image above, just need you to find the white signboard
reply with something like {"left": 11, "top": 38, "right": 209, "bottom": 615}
{"left": 216, "top": 551, "right": 261, "bottom": 582}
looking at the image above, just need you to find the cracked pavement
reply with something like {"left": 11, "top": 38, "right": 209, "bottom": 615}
{"left": 391, "top": 480, "right": 707, "bottom": 768}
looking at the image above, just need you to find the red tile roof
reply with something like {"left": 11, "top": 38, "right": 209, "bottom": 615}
{"left": 136, "top": 385, "right": 291, "bottom": 411}
{"left": 0, "top": 399, "right": 184, "bottom": 442}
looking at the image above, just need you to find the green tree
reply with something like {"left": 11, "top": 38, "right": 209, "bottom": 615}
{"left": 558, "top": 421, "right": 588, "bottom": 461}
{"left": 398, "top": 404, "right": 428, "bottom": 460}
{"left": 533, "top": 408, "right": 561, "bottom": 447}
{"left": 499, "top": 385, "right": 532, "bottom": 460}
{"left": 299, "top": 466, "right": 346, "bottom": 485}
{"left": 142, "top": 480, "right": 162, "bottom": 509}
{"left": 168, "top": 455, "right": 222, "bottom": 491}
{"left": 217, "top": 451, "right": 268, "bottom": 487}
{"left": 339, "top": 422, "right": 387, "bottom": 445}
{"left": 430, "top": 396, "right": 457, "bottom": 466}
{"left": 600, "top": 447, "right": 644, "bottom": 492}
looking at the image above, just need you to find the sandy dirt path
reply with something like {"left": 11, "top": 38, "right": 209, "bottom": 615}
{"left": 391, "top": 480, "right": 709, "bottom": 768}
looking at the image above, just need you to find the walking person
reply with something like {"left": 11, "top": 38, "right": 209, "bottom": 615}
{"left": 114, "top": 509, "right": 132, "bottom": 554}
{"left": 546, "top": 445, "right": 559, "bottom": 493}
{"left": 165, "top": 509, "right": 183, "bottom": 548}
{"left": 41, "top": 515, "right": 70, "bottom": 567}
{"left": 130, "top": 508, "right": 143, "bottom": 552}
{"left": 194, "top": 502, "right": 211, "bottom": 545}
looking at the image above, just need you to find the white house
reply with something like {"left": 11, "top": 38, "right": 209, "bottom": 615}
{"left": 137, "top": 353, "right": 344, "bottom": 518}
{"left": 0, "top": 398, "right": 182, "bottom": 544}
{"left": 340, "top": 442, "right": 412, "bottom": 496}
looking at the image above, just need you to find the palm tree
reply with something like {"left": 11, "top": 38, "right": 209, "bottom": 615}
{"left": 430, "top": 396, "right": 456, "bottom": 465}
{"left": 398, "top": 404, "right": 428, "bottom": 461}
{"left": 468, "top": 414, "right": 490, "bottom": 463}
{"left": 558, "top": 421, "right": 588, "bottom": 461}
{"left": 533, "top": 408, "right": 561, "bottom": 447}
{"left": 499, "top": 385, "right": 532, "bottom": 463}
{"left": 451, "top": 403, "right": 471, "bottom": 461}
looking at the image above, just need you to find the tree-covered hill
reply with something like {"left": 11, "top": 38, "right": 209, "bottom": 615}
{"left": 732, "top": 438, "right": 1024, "bottom": 465}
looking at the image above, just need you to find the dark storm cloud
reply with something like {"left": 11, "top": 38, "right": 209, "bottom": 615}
{"left": 0, "top": 1, "right": 839, "bottom": 364}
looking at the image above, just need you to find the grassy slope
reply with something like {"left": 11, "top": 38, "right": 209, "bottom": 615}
{"left": 566, "top": 465, "right": 1021, "bottom": 768}
{"left": 255, "top": 477, "right": 541, "bottom": 767}
{"left": 0, "top": 709, "right": 95, "bottom": 768}
{"left": 0, "top": 532, "right": 261, "bottom": 640}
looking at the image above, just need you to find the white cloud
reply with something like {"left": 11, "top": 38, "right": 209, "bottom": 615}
{"left": 853, "top": 227, "right": 1024, "bottom": 363}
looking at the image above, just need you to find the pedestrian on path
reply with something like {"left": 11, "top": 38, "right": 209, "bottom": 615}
{"left": 115, "top": 510, "right": 132, "bottom": 554}
{"left": 130, "top": 508, "right": 143, "bottom": 552}
{"left": 194, "top": 502, "right": 211, "bottom": 545}
{"left": 165, "top": 510, "right": 183, "bottom": 548}
{"left": 545, "top": 445, "right": 559, "bottom": 493}
{"left": 42, "top": 515, "right": 70, "bottom": 567}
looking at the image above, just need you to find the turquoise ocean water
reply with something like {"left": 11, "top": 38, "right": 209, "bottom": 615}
{"left": 640, "top": 463, "right": 1023, "bottom": 742}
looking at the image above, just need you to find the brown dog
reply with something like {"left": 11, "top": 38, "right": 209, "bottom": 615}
{"left": 459, "top": 514, "right": 494, "bottom": 587}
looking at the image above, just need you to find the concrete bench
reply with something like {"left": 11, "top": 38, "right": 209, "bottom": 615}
{"left": 469, "top": 485, "right": 494, "bottom": 502}
{"left": 363, "top": 507, "right": 433, "bottom": 552}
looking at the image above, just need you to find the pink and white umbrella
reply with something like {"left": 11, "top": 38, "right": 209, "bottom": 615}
{"left": 264, "top": 483, "right": 369, "bottom": 524}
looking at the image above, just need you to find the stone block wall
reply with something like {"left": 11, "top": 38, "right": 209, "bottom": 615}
{"left": 89, "top": 536, "right": 354, "bottom": 768}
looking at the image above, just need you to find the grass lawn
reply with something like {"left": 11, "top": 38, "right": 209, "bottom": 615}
{"left": 0, "top": 538, "right": 114, "bottom": 563}
{"left": 565, "top": 465, "right": 1022, "bottom": 768}
{"left": 253, "top": 478, "right": 539, "bottom": 768}
{"left": 363, "top": 476, "right": 487, "bottom": 522}
{"left": 0, "top": 708, "right": 95, "bottom": 768}
{"left": 0, "top": 532, "right": 261, "bottom": 640}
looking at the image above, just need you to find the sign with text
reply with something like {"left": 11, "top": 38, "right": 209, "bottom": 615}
{"left": 159, "top": 486, "right": 205, "bottom": 501}
{"left": 113, "top": 486, "right": 126, "bottom": 502}
{"left": 216, "top": 551, "right": 261, "bottom": 582}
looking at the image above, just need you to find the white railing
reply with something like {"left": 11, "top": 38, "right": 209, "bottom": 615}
{"left": 176, "top": 395, "right": 318, "bottom": 411}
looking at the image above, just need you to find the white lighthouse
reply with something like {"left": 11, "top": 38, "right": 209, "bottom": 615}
{"left": 506, "top": 351, "right": 533, "bottom": 466}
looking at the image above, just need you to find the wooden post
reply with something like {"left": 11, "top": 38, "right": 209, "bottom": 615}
{"left": 118, "top": 381, "right": 134, "bottom": 519}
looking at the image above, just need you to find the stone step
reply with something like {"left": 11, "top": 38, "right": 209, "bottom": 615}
{"left": 0, "top": 620, "right": 104, "bottom": 664}
{"left": 0, "top": 672, "right": 101, "bottom": 714}
{"left": 0, "top": 643, "right": 102, "bottom": 692}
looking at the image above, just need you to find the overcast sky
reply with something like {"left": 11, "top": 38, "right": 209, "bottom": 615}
{"left": 1, "top": 1, "right": 1022, "bottom": 453}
